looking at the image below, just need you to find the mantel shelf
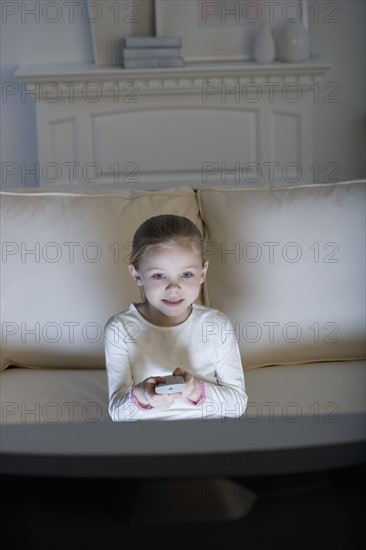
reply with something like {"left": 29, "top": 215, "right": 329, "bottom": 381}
{"left": 15, "top": 56, "right": 331, "bottom": 97}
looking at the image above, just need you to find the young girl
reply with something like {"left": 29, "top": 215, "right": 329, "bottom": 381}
{"left": 104, "top": 214, "right": 247, "bottom": 421}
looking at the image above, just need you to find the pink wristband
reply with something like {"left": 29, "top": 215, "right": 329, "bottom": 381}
{"left": 130, "top": 388, "right": 153, "bottom": 411}
{"left": 187, "top": 379, "right": 206, "bottom": 406}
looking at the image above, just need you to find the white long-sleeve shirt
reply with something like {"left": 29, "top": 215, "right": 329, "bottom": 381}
{"left": 104, "top": 303, "right": 247, "bottom": 421}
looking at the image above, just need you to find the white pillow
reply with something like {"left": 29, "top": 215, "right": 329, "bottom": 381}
{"left": 198, "top": 181, "right": 366, "bottom": 369}
{"left": 0, "top": 187, "right": 203, "bottom": 370}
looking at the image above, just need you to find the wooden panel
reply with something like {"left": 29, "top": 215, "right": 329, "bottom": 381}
{"left": 270, "top": 111, "right": 303, "bottom": 185}
{"left": 45, "top": 118, "right": 77, "bottom": 185}
{"left": 92, "top": 108, "right": 258, "bottom": 187}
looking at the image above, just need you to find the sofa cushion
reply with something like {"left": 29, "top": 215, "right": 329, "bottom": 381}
{"left": 0, "top": 187, "right": 203, "bottom": 370}
{"left": 1, "top": 360, "right": 364, "bottom": 424}
{"left": 0, "top": 367, "right": 111, "bottom": 423}
{"left": 244, "top": 360, "right": 366, "bottom": 421}
{"left": 199, "top": 181, "right": 366, "bottom": 369}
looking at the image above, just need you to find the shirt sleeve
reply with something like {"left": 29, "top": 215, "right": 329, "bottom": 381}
{"left": 201, "top": 312, "right": 248, "bottom": 420}
{"left": 104, "top": 316, "right": 150, "bottom": 422}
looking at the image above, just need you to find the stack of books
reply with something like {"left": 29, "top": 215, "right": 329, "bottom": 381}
{"left": 120, "top": 36, "right": 184, "bottom": 69}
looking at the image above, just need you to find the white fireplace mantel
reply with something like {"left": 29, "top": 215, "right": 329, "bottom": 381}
{"left": 15, "top": 57, "right": 331, "bottom": 97}
{"left": 15, "top": 57, "right": 331, "bottom": 188}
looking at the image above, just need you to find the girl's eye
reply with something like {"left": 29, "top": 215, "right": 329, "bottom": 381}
{"left": 182, "top": 272, "right": 194, "bottom": 279}
{"left": 152, "top": 273, "right": 165, "bottom": 280}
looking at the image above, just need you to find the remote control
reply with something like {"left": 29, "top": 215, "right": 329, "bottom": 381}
{"left": 155, "top": 375, "right": 186, "bottom": 394}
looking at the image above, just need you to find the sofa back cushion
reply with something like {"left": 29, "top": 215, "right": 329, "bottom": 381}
{"left": 198, "top": 181, "right": 366, "bottom": 369}
{"left": 0, "top": 187, "right": 203, "bottom": 370}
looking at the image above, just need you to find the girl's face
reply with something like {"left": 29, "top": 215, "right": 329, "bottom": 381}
{"left": 129, "top": 243, "right": 208, "bottom": 327}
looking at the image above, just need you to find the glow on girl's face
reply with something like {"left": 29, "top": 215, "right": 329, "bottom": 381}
{"left": 129, "top": 244, "right": 208, "bottom": 327}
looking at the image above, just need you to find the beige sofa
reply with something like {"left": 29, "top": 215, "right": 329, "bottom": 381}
{"left": 1, "top": 182, "right": 365, "bottom": 475}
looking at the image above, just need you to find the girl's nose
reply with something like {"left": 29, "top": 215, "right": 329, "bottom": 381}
{"left": 166, "top": 280, "right": 181, "bottom": 290}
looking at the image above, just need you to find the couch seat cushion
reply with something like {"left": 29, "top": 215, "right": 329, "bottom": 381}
{"left": 244, "top": 360, "right": 366, "bottom": 421}
{"left": 0, "top": 367, "right": 111, "bottom": 424}
{"left": 1, "top": 360, "right": 364, "bottom": 424}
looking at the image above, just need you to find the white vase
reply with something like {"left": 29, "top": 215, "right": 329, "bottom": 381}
{"left": 275, "top": 21, "right": 310, "bottom": 63}
{"left": 254, "top": 21, "right": 275, "bottom": 64}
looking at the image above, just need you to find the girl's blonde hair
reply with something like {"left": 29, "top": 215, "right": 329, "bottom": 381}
{"left": 129, "top": 215, "right": 206, "bottom": 268}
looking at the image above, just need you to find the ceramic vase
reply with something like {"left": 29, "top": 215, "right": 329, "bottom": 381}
{"left": 254, "top": 21, "right": 275, "bottom": 64}
{"left": 275, "top": 21, "right": 310, "bottom": 63}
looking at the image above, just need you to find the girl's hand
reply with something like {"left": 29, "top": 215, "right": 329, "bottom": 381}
{"left": 133, "top": 376, "right": 182, "bottom": 410}
{"left": 172, "top": 367, "right": 202, "bottom": 402}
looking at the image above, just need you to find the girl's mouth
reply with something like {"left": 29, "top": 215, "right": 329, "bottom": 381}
{"left": 162, "top": 298, "right": 184, "bottom": 306}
